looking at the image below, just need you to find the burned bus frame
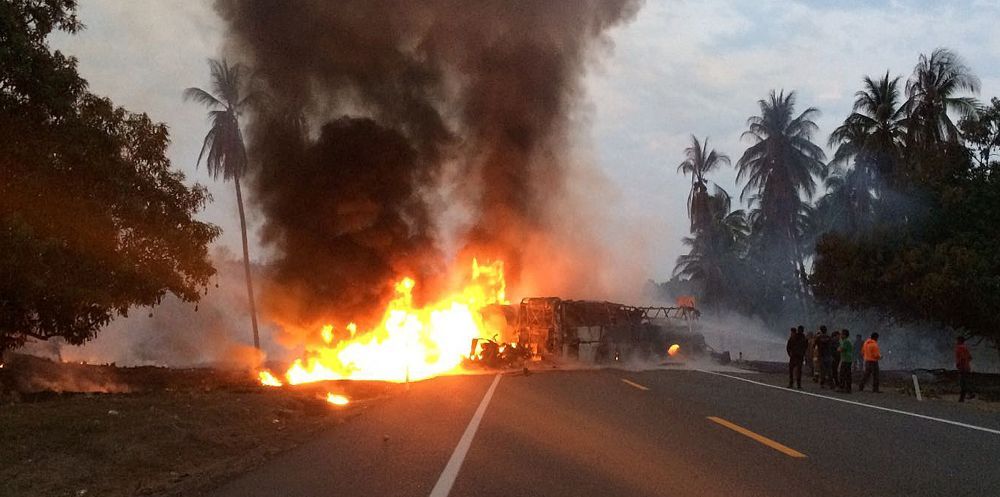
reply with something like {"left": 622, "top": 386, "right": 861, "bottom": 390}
{"left": 504, "top": 297, "right": 702, "bottom": 362}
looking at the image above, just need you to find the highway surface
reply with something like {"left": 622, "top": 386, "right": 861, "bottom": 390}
{"left": 201, "top": 367, "right": 1000, "bottom": 497}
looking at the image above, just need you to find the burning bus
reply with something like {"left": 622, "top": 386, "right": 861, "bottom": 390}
{"left": 472, "top": 298, "right": 704, "bottom": 367}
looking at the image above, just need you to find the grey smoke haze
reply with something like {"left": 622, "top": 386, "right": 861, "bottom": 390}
{"left": 54, "top": 250, "right": 271, "bottom": 368}
{"left": 213, "top": 0, "right": 643, "bottom": 331}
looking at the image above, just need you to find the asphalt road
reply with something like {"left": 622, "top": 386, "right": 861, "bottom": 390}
{"left": 201, "top": 367, "right": 1000, "bottom": 497}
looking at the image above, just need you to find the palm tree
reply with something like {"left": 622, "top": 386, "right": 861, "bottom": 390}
{"left": 829, "top": 73, "right": 907, "bottom": 184}
{"left": 677, "top": 135, "right": 730, "bottom": 233}
{"left": 184, "top": 59, "right": 261, "bottom": 349}
{"left": 674, "top": 186, "right": 749, "bottom": 310}
{"left": 903, "top": 48, "right": 981, "bottom": 146}
{"left": 737, "top": 90, "right": 826, "bottom": 307}
{"left": 812, "top": 164, "right": 876, "bottom": 236}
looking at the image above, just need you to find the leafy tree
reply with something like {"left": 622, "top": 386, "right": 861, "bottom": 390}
{"left": 813, "top": 159, "right": 1000, "bottom": 360}
{"left": 1, "top": 0, "right": 219, "bottom": 350}
{"left": 814, "top": 49, "right": 1000, "bottom": 360}
{"left": 677, "top": 135, "right": 730, "bottom": 233}
{"left": 184, "top": 59, "right": 262, "bottom": 348}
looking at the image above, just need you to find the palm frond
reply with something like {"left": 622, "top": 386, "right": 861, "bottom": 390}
{"left": 186, "top": 58, "right": 255, "bottom": 182}
{"left": 183, "top": 87, "right": 223, "bottom": 109}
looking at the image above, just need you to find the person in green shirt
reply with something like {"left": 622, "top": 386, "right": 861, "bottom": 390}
{"left": 837, "top": 329, "right": 854, "bottom": 393}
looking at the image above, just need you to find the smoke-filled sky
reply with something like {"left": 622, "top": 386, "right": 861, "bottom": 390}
{"left": 210, "top": 0, "right": 645, "bottom": 325}
{"left": 51, "top": 0, "right": 1000, "bottom": 283}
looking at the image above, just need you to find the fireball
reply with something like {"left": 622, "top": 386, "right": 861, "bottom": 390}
{"left": 259, "top": 258, "right": 508, "bottom": 385}
{"left": 667, "top": 343, "right": 681, "bottom": 357}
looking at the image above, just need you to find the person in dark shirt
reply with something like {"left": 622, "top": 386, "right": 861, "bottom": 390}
{"left": 817, "top": 326, "right": 833, "bottom": 388}
{"left": 786, "top": 327, "right": 808, "bottom": 389}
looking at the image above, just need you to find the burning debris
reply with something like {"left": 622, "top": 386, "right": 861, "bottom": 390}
{"left": 257, "top": 259, "right": 508, "bottom": 384}
{"left": 258, "top": 370, "right": 283, "bottom": 387}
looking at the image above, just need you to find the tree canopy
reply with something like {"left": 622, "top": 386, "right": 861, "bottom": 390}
{"left": 673, "top": 48, "right": 1000, "bottom": 356}
{"left": 1, "top": 0, "right": 220, "bottom": 350}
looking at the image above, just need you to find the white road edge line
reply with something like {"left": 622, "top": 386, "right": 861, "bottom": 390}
{"left": 695, "top": 369, "right": 1000, "bottom": 436}
{"left": 428, "top": 373, "right": 502, "bottom": 497}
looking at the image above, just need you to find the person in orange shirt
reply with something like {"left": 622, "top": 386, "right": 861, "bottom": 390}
{"left": 858, "top": 332, "right": 881, "bottom": 393}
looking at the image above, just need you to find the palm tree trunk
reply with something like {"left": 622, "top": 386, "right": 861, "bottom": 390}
{"left": 789, "top": 231, "right": 811, "bottom": 320}
{"left": 234, "top": 177, "right": 261, "bottom": 349}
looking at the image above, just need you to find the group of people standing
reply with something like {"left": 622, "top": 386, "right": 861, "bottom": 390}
{"left": 785, "top": 325, "right": 881, "bottom": 393}
{"left": 787, "top": 327, "right": 977, "bottom": 402}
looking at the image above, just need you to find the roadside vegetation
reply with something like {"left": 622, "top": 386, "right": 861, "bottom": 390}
{"left": 1, "top": 1, "right": 218, "bottom": 351}
{"left": 671, "top": 48, "right": 1000, "bottom": 359}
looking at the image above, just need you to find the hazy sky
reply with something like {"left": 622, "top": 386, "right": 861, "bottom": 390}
{"left": 51, "top": 0, "right": 1000, "bottom": 282}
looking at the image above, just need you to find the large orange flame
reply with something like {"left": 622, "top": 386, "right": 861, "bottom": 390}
{"left": 259, "top": 259, "right": 508, "bottom": 385}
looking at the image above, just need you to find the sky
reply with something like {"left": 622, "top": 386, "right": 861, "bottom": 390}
{"left": 50, "top": 0, "right": 1000, "bottom": 283}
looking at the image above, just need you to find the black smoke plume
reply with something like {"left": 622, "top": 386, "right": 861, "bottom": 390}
{"left": 213, "top": 0, "right": 641, "bottom": 328}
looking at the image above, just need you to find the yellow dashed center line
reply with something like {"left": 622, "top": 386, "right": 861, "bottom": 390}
{"left": 707, "top": 416, "right": 807, "bottom": 458}
{"left": 621, "top": 378, "right": 650, "bottom": 391}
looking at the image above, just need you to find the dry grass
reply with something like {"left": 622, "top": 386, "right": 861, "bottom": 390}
{"left": 0, "top": 388, "right": 361, "bottom": 497}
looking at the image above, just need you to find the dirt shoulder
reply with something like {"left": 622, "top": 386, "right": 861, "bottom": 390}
{"left": 0, "top": 356, "right": 396, "bottom": 497}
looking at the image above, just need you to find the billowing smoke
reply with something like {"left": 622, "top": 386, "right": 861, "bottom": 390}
{"left": 213, "top": 0, "right": 643, "bottom": 330}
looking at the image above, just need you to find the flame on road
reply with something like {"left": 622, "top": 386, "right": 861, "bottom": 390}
{"left": 259, "top": 259, "right": 507, "bottom": 385}
{"left": 325, "top": 393, "right": 350, "bottom": 406}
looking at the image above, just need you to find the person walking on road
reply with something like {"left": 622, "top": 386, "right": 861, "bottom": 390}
{"left": 859, "top": 333, "right": 881, "bottom": 393}
{"left": 853, "top": 334, "right": 863, "bottom": 372}
{"left": 786, "top": 327, "right": 808, "bottom": 389}
{"left": 837, "top": 329, "right": 854, "bottom": 393}
{"left": 956, "top": 336, "right": 975, "bottom": 402}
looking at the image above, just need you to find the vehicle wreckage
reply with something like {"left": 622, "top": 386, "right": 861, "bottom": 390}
{"left": 469, "top": 297, "right": 719, "bottom": 369}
